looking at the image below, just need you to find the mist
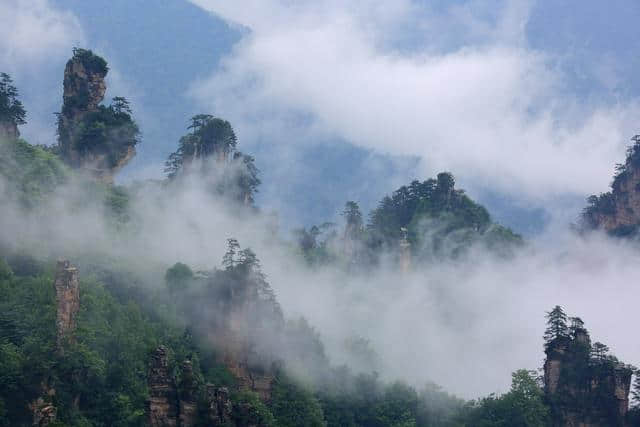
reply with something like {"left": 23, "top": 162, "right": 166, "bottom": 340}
{"left": 1, "top": 155, "right": 638, "bottom": 400}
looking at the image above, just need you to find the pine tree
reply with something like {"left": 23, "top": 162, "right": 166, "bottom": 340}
{"left": 591, "top": 342, "right": 610, "bottom": 361}
{"left": 222, "top": 238, "right": 240, "bottom": 269}
{"left": 544, "top": 305, "right": 568, "bottom": 345}
{"left": 632, "top": 369, "right": 640, "bottom": 408}
{"left": 0, "top": 72, "right": 26, "bottom": 126}
{"left": 569, "top": 316, "right": 585, "bottom": 336}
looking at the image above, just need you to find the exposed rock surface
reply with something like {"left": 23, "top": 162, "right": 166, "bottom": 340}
{"left": 216, "top": 293, "right": 275, "bottom": 401}
{"left": 206, "top": 385, "right": 233, "bottom": 426}
{"left": 147, "top": 346, "right": 179, "bottom": 427}
{"left": 178, "top": 360, "right": 198, "bottom": 427}
{"left": 544, "top": 330, "right": 632, "bottom": 426}
{"left": 53, "top": 260, "right": 79, "bottom": 349}
{"left": 147, "top": 345, "right": 265, "bottom": 426}
{"left": 29, "top": 383, "right": 57, "bottom": 427}
{"left": 584, "top": 136, "right": 640, "bottom": 234}
{"left": 57, "top": 49, "right": 136, "bottom": 183}
{"left": 0, "top": 120, "right": 18, "bottom": 140}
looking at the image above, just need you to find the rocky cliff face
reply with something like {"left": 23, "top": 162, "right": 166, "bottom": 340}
{"left": 147, "top": 345, "right": 252, "bottom": 427}
{"left": 178, "top": 360, "right": 198, "bottom": 427}
{"left": 583, "top": 136, "right": 640, "bottom": 235}
{"left": 0, "top": 120, "right": 18, "bottom": 140}
{"left": 29, "top": 260, "right": 79, "bottom": 425}
{"left": 544, "top": 330, "right": 632, "bottom": 426}
{"left": 206, "top": 385, "right": 233, "bottom": 426}
{"left": 53, "top": 260, "right": 79, "bottom": 350}
{"left": 147, "top": 346, "right": 179, "bottom": 427}
{"left": 57, "top": 49, "right": 136, "bottom": 183}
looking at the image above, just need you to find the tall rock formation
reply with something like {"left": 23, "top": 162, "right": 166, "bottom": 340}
{"left": 147, "top": 346, "right": 179, "bottom": 427}
{"left": 0, "top": 119, "right": 18, "bottom": 140}
{"left": 57, "top": 48, "right": 138, "bottom": 183}
{"left": 178, "top": 360, "right": 198, "bottom": 427}
{"left": 205, "top": 385, "right": 233, "bottom": 426}
{"left": 544, "top": 329, "right": 633, "bottom": 426}
{"left": 0, "top": 72, "right": 25, "bottom": 141}
{"left": 583, "top": 135, "right": 640, "bottom": 235}
{"left": 53, "top": 260, "right": 79, "bottom": 350}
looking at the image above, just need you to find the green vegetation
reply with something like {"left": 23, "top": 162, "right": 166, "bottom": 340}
{"left": 60, "top": 97, "right": 140, "bottom": 169}
{"left": 296, "top": 172, "right": 523, "bottom": 268}
{"left": 0, "top": 138, "right": 68, "bottom": 207}
{"left": 0, "top": 260, "right": 197, "bottom": 426}
{"left": 461, "top": 370, "right": 549, "bottom": 427}
{"left": 0, "top": 72, "right": 26, "bottom": 127}
{"left": 2, "top": 47, "right": 637, "bottom": 427}
{"left": 71, "top": 48, "right": 109, "bottom": 76}
{"left": 582, "top": 135, "right": 640, "bottom": 235}
{"left": 165, "top": 114, "right": 260, "bottom": 204}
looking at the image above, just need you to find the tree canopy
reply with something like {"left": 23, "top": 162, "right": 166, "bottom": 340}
{"left": 0, "top": 73, "right": 26, "bottom": 128}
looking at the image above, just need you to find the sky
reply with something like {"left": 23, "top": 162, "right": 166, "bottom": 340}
{"left": 2, "top": 0, "right": 640, "bottom": 231}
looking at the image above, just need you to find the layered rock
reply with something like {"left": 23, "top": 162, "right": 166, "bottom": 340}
{"left": 57, "top": 48, "right": 137, "bottom": 182}
{"left": 147, "top": 346, "right": 179, "bottom": 427}
{"left": 29, "top": 396, "right": 57, "bottom": 427}
{"left": 178, "top": 360, "right": 198, "bottom": 427}
{"left": 584, "top": 136, "right": 640, "bottom": 234}
{"left": 205, "top": 385, "right": 233, "bottom": 426}
{"left": 0, "top": 120, "right": 18, "bottom": 140}
{"left": 544, "top": 330, "right": 632, "bottom": 426}
{"left": 53, "top": 260, "right": 79, "bottom": 350}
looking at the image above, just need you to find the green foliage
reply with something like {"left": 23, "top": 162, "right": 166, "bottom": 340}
{"left": 544, "top": 305, "right": 568, "bottom": 346}
{"left": 164, "top": 114, "right": 260, "bottom": 204}
{"left": 70, "top": 100, "right": 140, "bottom": 168}
{"left": 0, "top": 72, "right": 26, "bottom": 127}
{"left": 461, "top": 370, "right": 549, "bottom": 427}
{"left": 0, "top": 259, "right": 215, "bottom": 426}
{"left": 232, "top": 391, "right": 276, "bottom": 426}
{"left": 71, "top": 48, "right": 108, "bottom": 75}
{"left": 368, "top": 173, "right": 521, "bottom": 259}
{"left": 0, "top": 138, "right": 68, "bottom": 206}
{"left": 165, "top": 262, "right": 194, "bottom": 294}
{"left": 271, "top": 374, "right": 326, "bottom": 427}
{"left": 582, "top": 135, "right": 640, "bottom": 232}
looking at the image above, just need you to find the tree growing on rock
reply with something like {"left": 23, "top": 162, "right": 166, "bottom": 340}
{"left": 544, "top": 305, "right": 568, "bottom": 346}
{"left": 0, "top": 73, "right": 26, "bottom": 127}
{"left": 164, "top": 115, "right": 260, "bottom": 205}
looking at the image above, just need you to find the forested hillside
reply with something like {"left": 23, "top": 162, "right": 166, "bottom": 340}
{"left": 1, "top": 49, "right": 640, "bottom": 427}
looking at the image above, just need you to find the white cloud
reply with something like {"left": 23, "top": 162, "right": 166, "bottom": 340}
{"left": 0, "top": 0, "right": 84, "bottom": 72}
{"left": 188, "top": 0, "right": 638, "bottom": 204}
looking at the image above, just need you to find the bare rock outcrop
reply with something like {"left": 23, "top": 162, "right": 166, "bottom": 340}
{"left": 544, "top": 329, "right": 632, "bottom": 426}
{"left": 29, "top": 386, "right": 57, "bottom": 427}
{"left": 583, "top": 135, "right": 640, "bottom": 234}
{"left": 147, "top": 346, "right": 179, "bottom": 427}
{"left": 57, "top": 48, "right": 137, "bottom": 183}
{"left": 0, "top": 120, "right": 18, "bottom": 140}
{"left": 178, "top": 360, "right": 198, "bottom": 427}
{"left": 206, "top": 385, "right": 233, "bottom": 426}
{"left": 53, "top": 260, "right": 79, "bottom": 350}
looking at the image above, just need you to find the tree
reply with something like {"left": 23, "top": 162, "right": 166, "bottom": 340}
{"left": 342, "top": 201, "right": 363, "bottom": 237}
{"left": 222, "top": 238, "right": 240, "bottom": 269}
{"left": 165, "top": 262, "right": 194, "bottom": 294}
{"left": 591, "top": 342, "right": 610, "bottom": 361}
{"left": 569, "top": 316, "right": 586, "bottom": 337}
{"left": 0, "top": 73, "right": 26, "bottom": 126}
{"left": 111, "top": 97, "right": 132, "bottom": 115}
{"left": 544, "top": 306, "right": 568, "bottom": 345}
{"left": 632, "top": 369, "right": 640, "bottom": 408}
{"left": 434, "top": 172, "right": 455, "bottom": 203}
{"left": 462, "top": 370, "right": 549, "bottom": 426}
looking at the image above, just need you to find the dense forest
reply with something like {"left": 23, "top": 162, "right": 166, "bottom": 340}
{"left": 1, "top": 49, "right": 640, "bottom": 427}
